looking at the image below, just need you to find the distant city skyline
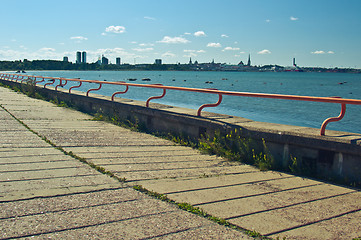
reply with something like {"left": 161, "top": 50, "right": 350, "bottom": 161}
{"left": 1, "top": 0, "right": 361, "bottom": 68}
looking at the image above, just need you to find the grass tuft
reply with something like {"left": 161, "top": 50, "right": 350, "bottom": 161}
{"left": 132, "top": 185, "right": 269, "bottom": 239}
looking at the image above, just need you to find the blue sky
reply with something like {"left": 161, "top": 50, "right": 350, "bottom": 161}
{"left": 1, "top": 0, "right": 361, "bottom": 68}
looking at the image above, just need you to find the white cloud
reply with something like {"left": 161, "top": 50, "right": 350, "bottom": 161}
{"left": 184, "top": 49, "right": 206, "bottom": 53}
{"left": 221, "top": 34, "right": 229, "bottom": 38}
{"left": 139, "top": 43, "right": 154, "bottom": 47}
{"left": 311, "top": 50, "right": 335, "bottom": 54}
{"left": 266, "top": 19, "right": 271, "bottom": 23}
{"left": 105, "top": 25, "right": 126, "bottom": 34}
{"left": 95, "top": 48, "right": 125, "bottom": 55}
{"left": 88, "top": 48, "right": 144, "bottom": 63}
{"left": 158, "top": 36, "right": 190, "bottom": 44}
{"left": 207, "top": 42, "right": 222, "bottom": 48}
{"left": 0, "top": 47, "right": 64, "bottom": 61}
{"left": 162, "top": 51, "right": 176, "bottom": 57}
{"left": 184, "top": 52, "right": 197, "bottom": 57}
{"left": 311, "top": 50, "right": 325, "bottom": 54}
{"left": 194, "top": 31, "right": 206, "bottom": 37}
{"left": 258, "top": 49, "right": 271, "bottom": 54}
{"left": 184, "top": 32, "right": 192, "bottom": 35}
{"left": 39, "top": 47, "right": 56, "bottom": 52}
{"left": 70, "top": 36, "right": 88, "bottom": 41}
{"left": 132, "top": 47, "right": 154, "bottom": 52}
{"left": 144, "top": 16, "right": 156, "bottom": 20}
{"left": 290, "top": 16, "right": 299, "bottom": 21}
{"left": 223, "top": 47, "right": 240, "bottom": 51}
{"left": 0, "top": 46, "right": 148, "bottom": 63}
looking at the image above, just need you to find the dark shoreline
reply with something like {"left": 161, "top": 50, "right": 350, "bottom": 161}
{"left": 1, "top": 59, "right": 361, "bottom": 73}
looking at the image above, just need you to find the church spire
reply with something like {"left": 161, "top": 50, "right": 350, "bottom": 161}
{"left": 247, "top": 54, "right": 251, "bottom": 66}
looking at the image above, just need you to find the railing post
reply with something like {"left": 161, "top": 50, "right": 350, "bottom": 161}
{"left": 197, "top": 89, "right": 223, "bottom": 117}
{"left": 86, "top": 83, "right": 102, "bottom": 96}
{"left": 35, "top": 78, "right": 45, "bottom": 85}
{"left": 44, "top": 79, "right": 55, "bottom": 88}
{"left": 69, "top": 81, "right": 82, "bottom": 93}
{"left": 111, "top": 82, "right": 129, "bottom": 101}
{"left": 320, "top": 101, "right": 346, "bottom": 136}
{"left": 55, "top": 79, "right": 68, "bottom": 91}
{"left": 146, "top": 84, "right": 166, "bottom": 107}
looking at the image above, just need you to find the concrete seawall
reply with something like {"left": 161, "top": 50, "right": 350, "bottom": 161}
{"left": 1, "top": 79, "right": 361, "bottom": 185}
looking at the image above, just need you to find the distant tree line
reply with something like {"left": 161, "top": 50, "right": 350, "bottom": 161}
{"left": 0, "top": 60, "right": 192, "bottom": 71}
{"left": 1, "top": 59, "right": 359, "bottom": 73}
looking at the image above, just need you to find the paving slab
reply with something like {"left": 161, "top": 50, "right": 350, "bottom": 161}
{"left": 0, "top": 86, "right": 250, "bottom": 239}
{"left": 1, "top": 85, "right": 361, "bottom": 239}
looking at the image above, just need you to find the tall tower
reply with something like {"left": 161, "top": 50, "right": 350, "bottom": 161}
{"left": 293, "top": 58, "right": 296, "bottom": 67}
{"left": 247, "top": 54, "right": 251, "bottom": 66}
{"left": 76, "top": 51, "right": 81, "bottom": 64}
{"left": 101, "top": 55, "right": 109, "bottom": 65}
{"left": 82, "top": 51, "right": 86, "bottom": 63}
{"left": 116, "top": 57, "right": 121, "bottom": 65}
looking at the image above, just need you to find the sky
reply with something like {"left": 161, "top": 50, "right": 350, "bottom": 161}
{"left": 1, "top": 0, "right": 361, "bottom": 68}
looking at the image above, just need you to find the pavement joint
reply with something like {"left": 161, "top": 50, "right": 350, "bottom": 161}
{"left": 2, "top": 84, "right": 361, "bottom": 239}
{"left": 1, "top": 86, "right": 253, "bottom": 239}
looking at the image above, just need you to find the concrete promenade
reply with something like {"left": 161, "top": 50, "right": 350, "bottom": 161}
{"left": 1, "top": 86, "right": 360, "bottom": 239}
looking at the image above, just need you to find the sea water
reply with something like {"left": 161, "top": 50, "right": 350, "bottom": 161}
{"left": 25, "top": 70, "right": 361, "bottom": 134}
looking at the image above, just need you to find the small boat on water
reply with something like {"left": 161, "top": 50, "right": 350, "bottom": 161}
{"left": 128, "top": 78, "right": 137, "bottom": 81}
{"left": 142, "top": 78, "right": 151, "bottom": 81}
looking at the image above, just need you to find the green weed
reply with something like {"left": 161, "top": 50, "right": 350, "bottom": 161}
{"left": 21, "top": 78, "right": 37, "bottom": 98}
{"left": 132, "top": 185, "right": 268, "bottom": 239}
{"left": 198, "top": 129, "right": 274, "bottom": 171}
{"left": 92, "top": 113, "right": 146, "bottom": 132}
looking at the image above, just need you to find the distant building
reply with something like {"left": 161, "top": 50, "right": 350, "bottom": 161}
{"left": 82, "top": 51, "right": 86, "bottom": 63}
{"left": 116, "top": 57, "right": 121, "bottom": 65}
{"left": 102, "top": 55, "right": 109, "bottom": 65}
{"left": 63, "top": 56, "right": 69, "bottom": 62}
{"left": 154, "top": 59, "right": 162, "bottom": 65}
{"left": 76, "top": 51, "right": 81, "bottom": 64}
{"left": 189, "top": 58, "right": 192, "bottom": 65}
{"left": 247, "top": 54, "right": 251, "bottom": 66}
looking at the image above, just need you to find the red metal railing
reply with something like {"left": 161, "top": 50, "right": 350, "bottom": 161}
{"left": 1, "top": 73, "right": 361, "bottom": 136}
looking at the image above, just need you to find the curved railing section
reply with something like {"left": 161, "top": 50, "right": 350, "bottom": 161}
{"left": 1, "top": 73, "right": 361, "bottom": 136}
